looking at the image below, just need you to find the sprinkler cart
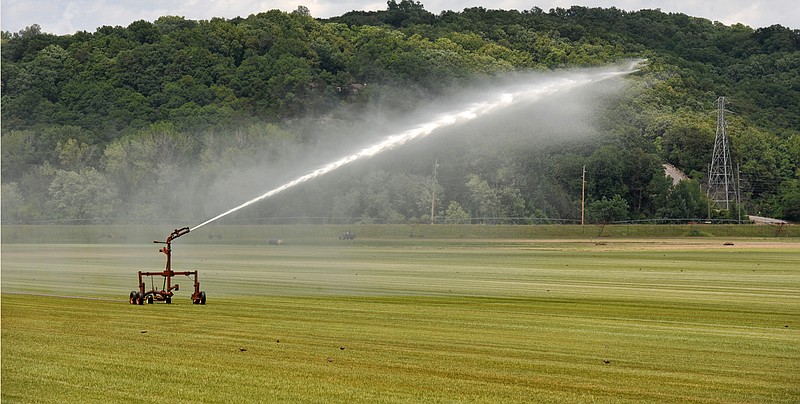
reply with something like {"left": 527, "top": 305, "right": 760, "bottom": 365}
{"left": 129, "top": 227, "right": 206, "bottom": 305}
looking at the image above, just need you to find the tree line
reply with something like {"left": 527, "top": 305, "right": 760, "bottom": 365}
{"left": 2, "top": 2, "right": 799, "bottom": 224}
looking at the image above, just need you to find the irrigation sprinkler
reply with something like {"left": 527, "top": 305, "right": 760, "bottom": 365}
{"left": 127, "top": 63, "right": 642, "bottom": 307}
{"left": 129, "top": 227, "right": 206, "bottom": 305}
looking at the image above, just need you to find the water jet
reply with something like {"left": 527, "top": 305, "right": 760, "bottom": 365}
{"left": 191, "top": 62, "right": 642, "bottom": 231}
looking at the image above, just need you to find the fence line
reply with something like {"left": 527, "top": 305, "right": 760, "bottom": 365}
{"left": 4, "top": 216, "right": 774, "bottom": 226}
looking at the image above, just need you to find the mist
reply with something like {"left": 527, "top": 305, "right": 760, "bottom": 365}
{"left": 140, "top": 61, "right": 642, "bottom": 229}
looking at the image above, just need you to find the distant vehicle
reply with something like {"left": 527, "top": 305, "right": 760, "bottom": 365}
{"left": 339, "top": 231, "right": 356, "bottom": 240}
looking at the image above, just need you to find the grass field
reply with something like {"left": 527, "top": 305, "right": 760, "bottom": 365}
{"left": 2, "top": 226, "right": 799, "bottom": 402}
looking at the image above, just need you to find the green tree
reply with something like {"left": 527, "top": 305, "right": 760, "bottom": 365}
{"left": 465, "top": 174, "right": 500, "bottom": 220}
{"left": 444, "top": 201, "right": 470, "bottom": 224}
{"left": 268, "top": 54, "right": 314, "bottom": 116}
{"left": 48, "top": 168, "right": 120, "bottom": 222}
{"left": 586, "top": 146, "right": 629, "bottom": 201}
{"left": 360, "top": 170, "right": 402, "bottom": 222}
{"left": 654, "top": 179, "right": 708, "bottom": 220}
{"left": 198, "top": 123, "right": 295, "bottom": 173}
{"left": 292, "top": 6, "right": 311, "bottom": 17}
{"left": 1, "top": 130, "right": 37, "bottom": 181}
{"left": 385, "top": 0, "right": 435, "bottom": 27}
{"left": 56, "top": 138, "right": 95, "bottom": 170}
{"left": 27, "top": 44, "right": 77, "bottom": 102}
{"left": 1, "top": 182, "right": 25, "bottom": 223}
{"left": 11, "top": 163, "right": 57, "bottom": 221}
{"left": 153, "top": 16, "right": 199, "bottom": 34}
{"left": 103, "top": 123, "right": 195, "bottom": 203}
{"left": 126, "top": 20, "right": 161, "bottom": 44}
{"left": 115, "top": 43, "right": 172, "bottom": 96}
{"left": 498, "top": 186, "right": 526, "bottom": 219}
{"left": 587, "top": 194, "right": 629, "bottom": 223}
{"left": 779, "top": 179, "right": 800, "bottom": 221}
{"left": 656, "top": 112, "right": 715, "bottom": 176}
{"left": 733, "top": 125, "right": 792, "bottom": 202}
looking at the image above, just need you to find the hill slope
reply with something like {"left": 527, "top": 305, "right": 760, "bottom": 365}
{"left": 2, "top": 4, "right": 798, "bottom": 223}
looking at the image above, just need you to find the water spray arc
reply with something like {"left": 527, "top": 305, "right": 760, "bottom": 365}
{"left": 190, "top": 94, "right": 512, "bottom": 231}
{"left": 128, "top": 61, "right": 643, "bottom": 305}
{"left": 190, "top": 61, "right": 643, "bottom": 231}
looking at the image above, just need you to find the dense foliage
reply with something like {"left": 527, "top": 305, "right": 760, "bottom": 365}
{"left": 2, "top": 2, "right": 798, "bottom": 224}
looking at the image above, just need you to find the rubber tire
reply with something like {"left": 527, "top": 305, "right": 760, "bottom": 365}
{"left": 165, "top": 295, "right": 171, "bottom": 304}
{"left": 200, "top": 291, "right": 206, "bottom": 305}
{"left": 147, "top": 295, "right": 153, "bottom": 304}
{"left": 136, "top": 292, "right": 144, "bottom": 305}
{"left": 129, "top": 291, "right": 137, "bottom": 304}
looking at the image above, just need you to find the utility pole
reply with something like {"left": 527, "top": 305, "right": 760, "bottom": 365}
{"left": 581, "top": 165, "right": 586, "bottom": 226}
{"left": 707, "top": 163, "right": 712, "bottom": 221}
{"left": 736, "top": 163, "right": 742, "bottom": 224}
{"left": 430, "top": 158, "right": 439, "bottom": 225}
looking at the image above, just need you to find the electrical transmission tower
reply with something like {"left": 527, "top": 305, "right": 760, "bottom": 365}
{"left": 707, "top": 96, "right": 737, "bottom": 210}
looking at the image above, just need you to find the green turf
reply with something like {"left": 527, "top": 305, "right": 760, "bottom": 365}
{"left": 2, "top": 237, "right": 799, "bottom": 402}
{"left": 2, "top": 223, "right": 798, "bottom": 245}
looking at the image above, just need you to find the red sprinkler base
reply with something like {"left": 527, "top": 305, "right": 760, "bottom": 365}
{"left": 129, "top": 227, "right": 206, "bottom": 305}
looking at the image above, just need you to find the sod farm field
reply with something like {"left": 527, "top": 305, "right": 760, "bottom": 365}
{"left": 2, "top": 225, "right": 799, "bottom": 402}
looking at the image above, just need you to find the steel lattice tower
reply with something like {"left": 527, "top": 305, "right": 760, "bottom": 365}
{"left": 708, "top": 96, "right": 736, "bottom": 209}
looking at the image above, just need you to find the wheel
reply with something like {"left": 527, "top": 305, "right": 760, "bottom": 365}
{"left": 129, "top": 291, "right": 137, "bottom": 304}
{"left": 136, "top": 292, "right": 144, "bottom": 305}
{"left": 200, "top": 291, "right": 206, "bottom": 305}
{"left": 165, "top": 295, "right": 171, "bottom": 304}
{"left": 147, "top": 295, "right": 153, "bottom": 304}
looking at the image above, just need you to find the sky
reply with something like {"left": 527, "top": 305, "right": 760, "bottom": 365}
{"left": 1, "top": 0, "right": 797, "bottom": 36}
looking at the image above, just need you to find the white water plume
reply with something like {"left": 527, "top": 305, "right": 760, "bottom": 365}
{"left": 191, "top": 61, "right": 643, "bottom": 231}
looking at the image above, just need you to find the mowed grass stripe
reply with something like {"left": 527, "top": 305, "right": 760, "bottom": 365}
{"left": 3, "top": 294, "right": 798, "bottom": 402}
{"left": 2, "top": 239, "right": 799, "bottom": 402}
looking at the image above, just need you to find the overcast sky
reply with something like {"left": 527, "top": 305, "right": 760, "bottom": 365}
{"left": 1, "top": 0, "right": 797, "bottom": 36}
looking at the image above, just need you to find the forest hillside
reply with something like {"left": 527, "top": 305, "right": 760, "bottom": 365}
{"left": 2, "top": 2, "right": 798, "bottom": 224}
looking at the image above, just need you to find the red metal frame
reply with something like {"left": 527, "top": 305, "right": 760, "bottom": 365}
{"left": 130, "top": 227, "right": 205, "bottom": 305}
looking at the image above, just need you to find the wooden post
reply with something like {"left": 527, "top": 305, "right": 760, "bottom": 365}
{"left": 430, "top": 159, "right": 438, "bottom": 225}
{"left": 581, "top": 165, "right": 586, "bottom": 226}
